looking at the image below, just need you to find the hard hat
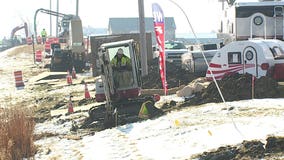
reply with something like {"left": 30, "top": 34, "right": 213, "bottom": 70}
{"left": 152, "top": 94, "right": 160, "bottom": 102}
{"left": 117, "top": 48, "right": 123, "bottom": 54}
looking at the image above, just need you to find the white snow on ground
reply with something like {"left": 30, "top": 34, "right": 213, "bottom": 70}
{"left": 34, "top": 98, "right": 284, "bottom": 160}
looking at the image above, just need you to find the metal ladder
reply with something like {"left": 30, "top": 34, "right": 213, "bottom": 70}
{"left": 274, "top": 6, "right": 284, "bottom": 40}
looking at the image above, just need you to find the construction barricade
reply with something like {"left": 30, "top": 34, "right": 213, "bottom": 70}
{"left": 26, "top": 37, "right": 32, "bottom": 45}
{"left": 44, "top": 41, "right": 51, "bottom": 53}
{"left": 35, "top": 50, "right": 43, "bottom": 63}
{"left": 37, "top": 36, "right": 42, "bottom": 44}
{"left": 14, "top": 70, "right": 25, "bottom": 89}
{"left": 53, "top": 37, "right": 59, "bottom": 44}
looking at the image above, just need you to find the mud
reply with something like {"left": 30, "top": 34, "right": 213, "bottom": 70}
{"left": 142, "top": 58, "right": 198, "bottom": 89}
{"left": 181, "top": 73, "right": 283, "bottom": 107}
{"left": 193, "top": 136, "right": 284, "bottom": 160}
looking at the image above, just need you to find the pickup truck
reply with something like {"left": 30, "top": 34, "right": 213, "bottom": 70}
{"left": 153, "top": 41, "right": 189, "bottom": 66}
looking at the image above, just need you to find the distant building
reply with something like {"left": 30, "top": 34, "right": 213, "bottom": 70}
{"left": 83, "top": 26, "right": 108, "bottom": 36}
{"left": 108, "top": 17, "right": 176, "bottom": 43}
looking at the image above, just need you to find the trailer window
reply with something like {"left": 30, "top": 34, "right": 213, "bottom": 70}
{"left": 271, "top": 46, "right": 284, "bottom": 59}
{"left": 228, "top": 52, "right": 241, "bottom": 64}
{"left": 236, "top": 6, "right": 274, "bottom": 17}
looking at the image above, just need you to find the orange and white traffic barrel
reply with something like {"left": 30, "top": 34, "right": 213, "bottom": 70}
{"left": 14, "top": 70, "right": 25, "bottom": 88}
{"left": 26, "top": 37, "right": 32, "bottom": 45}
{"left": 37, "top": 36, "right": 42, "bottom": 44}
{"left": 35, "top": 50, "right": 42, "bottom": 62}
{"left": 53, "top": 37, "right": 59, "bottom": 44}
{"left": 45, "top": 41, "right": 51, "bottom": 53}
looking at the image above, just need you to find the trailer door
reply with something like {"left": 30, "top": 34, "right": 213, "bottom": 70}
{"left": 274, "top": 6, "right": 284, "bottom": 40}
{"left": 242, "top": 46, "right": 258, "bottom": 77}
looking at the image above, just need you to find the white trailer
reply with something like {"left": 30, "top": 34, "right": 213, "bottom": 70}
{"left": 206, "top": 39, "right": 284, "bottom": 81}
{"left": 218, "top": 1, "right": 284, "bottom": 44}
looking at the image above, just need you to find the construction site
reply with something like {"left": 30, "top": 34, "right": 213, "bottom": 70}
{"left": 0, "top": 42, "right": 283, "bottom": 159}
{"left": 1, "top": 0, "right": 284, "bottom": 159}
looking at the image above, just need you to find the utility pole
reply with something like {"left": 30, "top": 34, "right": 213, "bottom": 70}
{"left": 76, "top": 0, "right": 79, "bottom": 16}
{"left": 138, "top": 0, "right": 148, "bottom": 76}
{"left": 56, "top": 0, "right": 59, "bottom": 37}
{"left": 50, "top": 0, "right": 52, "bottom": 36}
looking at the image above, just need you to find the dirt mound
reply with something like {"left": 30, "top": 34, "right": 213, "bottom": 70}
{"left": 6, "top": 44, "right": 44, "bottom": 56}
{"left": 186, "top": 73, "right": 281, "bottom": 105}
{"left": 142, "top": 58, "right": 198, "bottom": 89}
{"left": 193, "top": 136, "right": 284, "bottom": 160}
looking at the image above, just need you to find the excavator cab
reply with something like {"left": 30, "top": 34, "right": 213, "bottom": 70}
{"left": 96, "top": 39, "right": 142, "bottom": 102}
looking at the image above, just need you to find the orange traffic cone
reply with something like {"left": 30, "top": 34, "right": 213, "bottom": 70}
{"left": 68, "top": 96, "right": 74, "bottom": 114}
{"left": 84, "top": 83, "right": 91, "bottom": 99}
{"left": 66, "top": 70, "right": 72, "bottom": 85}
{"left": 72, "top": 66, "right": 77, "bottom": 79}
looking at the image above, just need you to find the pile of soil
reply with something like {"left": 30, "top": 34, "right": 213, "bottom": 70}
{"left": 193, "top": 136, "right": 284, "bottom": 160}
{"left": 142, "top": 58, "right": 198, "bottom": 89}
{"left": 186, "top": 73, "right": 281, "bottom": 105}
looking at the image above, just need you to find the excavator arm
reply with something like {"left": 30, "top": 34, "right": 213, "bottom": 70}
{"left": 10, "top": 22, "right": 28, "bottom": 39}
{"left": 33, "top": 8, "right": 68, "bottom": 38}
{"left": 98, "top": 47, "right": 117, "bottom": 127}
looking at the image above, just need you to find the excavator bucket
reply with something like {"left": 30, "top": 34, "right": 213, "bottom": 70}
{"left": 86, "top": 96, "right": 163, "bottom": 129}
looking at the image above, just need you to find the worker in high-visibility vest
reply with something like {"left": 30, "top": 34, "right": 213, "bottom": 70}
{"left": 111, "top": 48, "right": 131, "bottom": 70}
{"left": 41, "top": 28, "right": 47, "bottom": 44}
{"left": 138, "top": 97, "right": 163, "bottom": 119}
{"left": 111, "top": 48, "right": 132, "bottom": 87}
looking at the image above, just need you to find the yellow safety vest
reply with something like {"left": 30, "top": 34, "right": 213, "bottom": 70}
{"left": 138, "top": 100, "right": 153, "bottom": 119}
{"left": 41, "top": 30, "right": 47, "bottom": 37}
{"left": 111, "top": 56, "right": 130, "bottom": 67}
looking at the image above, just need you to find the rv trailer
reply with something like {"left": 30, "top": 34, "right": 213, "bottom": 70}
{"left": 218, "top": 1, "right": 284, "bottom": 44}
{"left": 206, "top": 39, "right": 284, "bottom": 81}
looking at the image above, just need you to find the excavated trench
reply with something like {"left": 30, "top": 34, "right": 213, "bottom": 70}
{"left": 142, "top": 58, "right": 199, "bottom": 89}
{"left": 181, "top": 72, "right": 283, "bottom": 107}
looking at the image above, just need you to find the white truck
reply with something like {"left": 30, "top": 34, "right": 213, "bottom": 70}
{"left": 153, "top": 41, "right": 189, "bottom": 67}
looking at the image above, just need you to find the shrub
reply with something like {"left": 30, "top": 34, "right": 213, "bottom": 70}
{"left": 0, "top": 106, "right": 35, "bottom": 159}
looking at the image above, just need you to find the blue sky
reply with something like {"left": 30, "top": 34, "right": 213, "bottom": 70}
{"left": 0, "top": 0, "right": 258, "bottom": 38}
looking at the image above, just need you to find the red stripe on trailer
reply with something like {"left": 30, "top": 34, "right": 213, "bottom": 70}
{"left": 209, "top": 63, "right": 222, "bottom": 68}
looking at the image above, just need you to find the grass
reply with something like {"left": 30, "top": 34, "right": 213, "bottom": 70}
{"left": 0, "top": 106, "right": 36, "bottom": 160}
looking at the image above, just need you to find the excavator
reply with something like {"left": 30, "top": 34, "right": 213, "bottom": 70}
{"left": 85, "top": 39, "right": 163, "bottom": 129}
{"left": 1, "top": 22, "right": 28, "bottom": 51}
{"left": 34, "top": 8, "right": 86, "bottom": 72}
{"left": 10, "top": 22, "right": 28, "bottom": 44}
